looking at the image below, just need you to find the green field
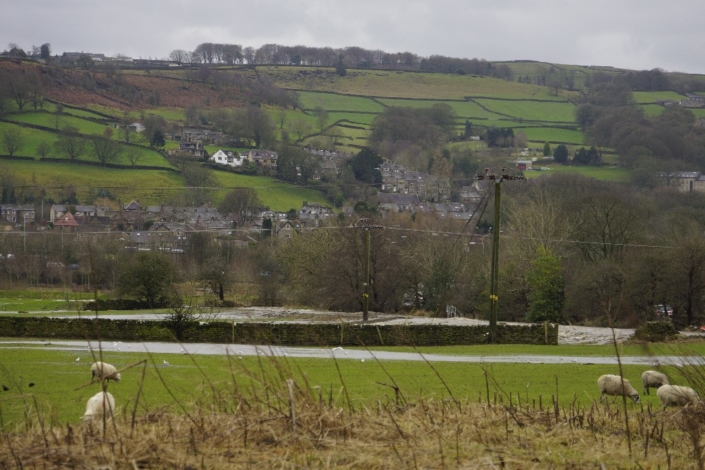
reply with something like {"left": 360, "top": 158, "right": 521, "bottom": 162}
{"left": 259, "top": 66, "right": 576, "bottom": 101}
{"left": 214, "top": 171, "right": 329, "bottom": 210}
{"left": 640, "top": 104, "right": 666, "bottom": 117}
{"left": 43, "top": 102, "right": 111, "bottom": 120}
{"left": 0, "top": 121, "right": 61, "bottom": 156}
{"left": 0, "top": 159, "right": 327, "bottom": 211}
{"left": 0, "top": 160, "right": 183, "bottom": 204}
{"left": 0, "top": 120, "right": 169, "bottom": 167}
{"left": 632, "top": 91, "right": 685, "bottom": 104}
{"left": 6, "top": 112, "right": 112, "bottom": 136}
{"left": 474, "top": 99, "right": 576, "bottom": 123}
{"left": 327, "top": 112, "right": 376, "bottom": 126}
{"left": 519, "top": 126, "right": 585, "bottom": 144}
{"left": 0, "top": 345, "right": 678, "bottom": 427}
{"left": 298, "top": 91, "right": 384, "bottom": 113}
{"left": 524, "top": 165, "right": 631, "bottom": 182}
{"left": 377, "top": 98, "right": 505, "bottom": 121}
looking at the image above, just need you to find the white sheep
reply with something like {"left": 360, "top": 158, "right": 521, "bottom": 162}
{"left": 641, "top": 370, "right": 669, "bottom": 395}
{"left": 82, "top": 391, "right": 115, "bottom": 421}
{"left": 598, "top": 374, "right": 640, "bottom": 403}
{"left": 656, "top": 384, "right": 699, "bottom": 407}
{"left": 91, "top": 362, "right": 121, "bottom": 382}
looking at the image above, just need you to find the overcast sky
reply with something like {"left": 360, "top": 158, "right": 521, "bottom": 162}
{"left": 2, "top": 0, "right": 704, "bottom": 74}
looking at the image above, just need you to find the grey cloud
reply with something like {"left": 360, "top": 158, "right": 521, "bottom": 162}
{"left": 0, "top": 0, "right": 703, "bottom": 72}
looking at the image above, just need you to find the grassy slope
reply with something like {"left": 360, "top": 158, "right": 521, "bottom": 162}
{"left": 213, "top": 171, "right": 329, "bottom": 210}
{"left": 632, "top": 91, "right": 685, "bottom": 103}
{"left": 1, "top": 159, "right": 326, "bottom": 211}
{"left": 474, "top": 99, "right": 577, "bottom": 123}
{"left": 298, "top": 91, "right": 384, "bottom": 112}
{"left": 0, "top": 345, "right": 672, "bottom": 426}
{"left": 0, "top": 120, "right": 170, "bottom": 167}
{"left": 523, "top": 164, "right": 631, "bottom": 182}
{"left": 0, "top": 160, "right": 183, "bottom": 205}
{"left": 519, "top": 127, "right": 585, "bottom": 144}
{"left": 259, "top": 66, "right": 573, "bottom": 100}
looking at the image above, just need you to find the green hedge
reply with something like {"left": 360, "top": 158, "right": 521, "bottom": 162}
{"left": 0, "top": 317, "right": 558, "bottom": 346}
{"left": 634, "top": 321, "right": 679, "bottom": 342}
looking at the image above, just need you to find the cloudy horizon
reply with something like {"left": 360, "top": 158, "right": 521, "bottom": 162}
{"left": 2, "top": 0, "right": 704, "bottom": 74}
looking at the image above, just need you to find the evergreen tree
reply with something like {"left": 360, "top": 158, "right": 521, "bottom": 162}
{"left": 526, "top": 247, "right": 564, "bottom": 323}
{"left": 543, "top": 142, "right": 551, "bottom": 156}
{"left": 150, "top": 130, "right": 165, "bottom": 148}
{"left": 553, "top": 144, "right": 568, "bottom": 163}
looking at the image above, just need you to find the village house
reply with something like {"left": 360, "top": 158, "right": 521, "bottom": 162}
{"left": 0, "top": 204, "right": 35, "bottom": 224}
{"left": 182, "top": 128, "right": 226, "bottom": 145}
{"left": 298, "top": 203, "right": 334, "bottom": 227}
{"left": 167, "top": 142, "right": 208, "bottom": 159}
{"left": 60, "top": 52, "right": 106, "bottom": 64}
{"left": 53, "top": 212, "right": 79, "bottom": 232}
{"left": 209, "top": 150, "right": 248, "bottom": 168}
{"left": 275, "top": 220, "right": 300, "bottom": 241}
{"left": 379, "top": 161, "right": 450, "bottom": 202}
{"left": 661, "top": 171, "right": 705, "bottom": 192}
{"left": 247, "top": 150, "right": 278, "bottom": 169}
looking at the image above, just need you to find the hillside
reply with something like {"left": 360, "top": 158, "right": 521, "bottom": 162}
{"left": 2, "top": 57, "right": 705, "bottom": 207}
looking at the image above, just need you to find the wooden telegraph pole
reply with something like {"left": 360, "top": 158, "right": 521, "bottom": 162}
{"left": 355, "top": 218, "right": 381, "bottom": 321}
{"left": 476, "top": 168, "right": 525, "bottom": 343}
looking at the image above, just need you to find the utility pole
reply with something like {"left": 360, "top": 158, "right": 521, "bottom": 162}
{"left": 355, "top": 218, "right": 381, "bottom": 322}
{"left": 476, "top": 168, "right": 525, "bottom": 343}
{"left": 363, "top": 228, "right": 370, "bottom": 321}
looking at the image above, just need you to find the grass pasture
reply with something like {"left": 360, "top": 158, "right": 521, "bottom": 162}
{"left": 519, "top": 126, "right": 585, "bottom": 144}
{"left": 0, "top": 121, "right": 60, "bottom": 156}
{"left": 263, "top": 66, "right": 573, "bottom": 101}
{"left": 523, "top": 164, "right": 631, "bottom": 182}
{"left": 213, "top": 171, "right": 329, "bottom": 211}
{"left": 376, "top": 98, "right": 505, "bottom": 121}
{"left": 0, "top": 289, "right": 96, "bottom": 313}
{"left": 327, "top": 112, "right": 376, "bottom": 126}
{"left": 0, "top": 341, "right": 702, "bottom": 467}
{"left": 0, "top": 160, "right": 183, "bottom": 205}
{"left": 632, "top": 90, "right": 686, "bottom": 104}
{"left": 297, "top": 91, "right": 384, "bottom": 113}
{"left": 0, "top": 344, "right": 676, "bottom": 426}
{"left": 474, "top": 98, "right": 576, "bottom": 123}
{"left": 6, "top": 112, "right": 112, "bottom": 137}
{"left": 640, "top": 103, "right": 666, "bottom": 117}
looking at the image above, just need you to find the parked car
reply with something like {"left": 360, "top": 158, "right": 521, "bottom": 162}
{"left": 654, "top": 304, "right": 674, "bottom": 318}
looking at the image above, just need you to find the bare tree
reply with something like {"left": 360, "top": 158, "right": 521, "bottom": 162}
{"left": 54, "top": 104, "right": 64, "bottom": 129}
{"left": 289, "top": 118, "right": 312, "bottom": 141}
{"left": 169, "top": 49, "right": 188, "bottom": 65}
{"left": 55, "top": 126, "right": 88, "bottom": 160}
{"left": 35, "top": 140, "right": 51, "bottom": 158}
{"left": 126, "top": 150, "right": 142, "bottom": 168}
{"left": 91, "top": 135, "right": 122, "bottom": 165}
{"left": 315, "top": 107, "right": 329, "bottom": 132}
{"left": 1, "top": 126, "right": 25, "bottom": 156}
{"left": 218, "top": 188, "right": 263, "bottom": 227}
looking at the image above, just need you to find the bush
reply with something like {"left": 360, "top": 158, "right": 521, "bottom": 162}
{"left": 634, "top": 321, "right": 679, "bottom": 342}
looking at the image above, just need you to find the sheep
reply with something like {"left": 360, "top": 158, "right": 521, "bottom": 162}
{"left": 82, "top": 391, "right": 115, "bottom": 421}
{"left": 656, "top": 384, "right": 699, "bottom": 407}
{"left": 597, "top": 374, "right": 640, "bottom": 403}
{"left": 90, "top": 362, "right": 121, "bottom": 382}
{"left": 641, "top": 370, "right": 669, "bottom": 395}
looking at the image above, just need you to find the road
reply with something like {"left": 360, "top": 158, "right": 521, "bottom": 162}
{"left": 0, "top": 339, "right": 687, "bottom": 366}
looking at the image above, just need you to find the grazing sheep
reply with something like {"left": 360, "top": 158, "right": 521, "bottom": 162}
{"left": 657, "top": 384, "right": 699, "bottom": 407}
{"left": 598, "top": 374, "right": 640, "bottom": 403}
{"left": 90, "top": 362, "right": 121, "bottom": 382}
{"left": 641, "top": 370, "right": 669, "bottom": 395}
{"left": 82, "top": 391, "right": 115, "bottom": 421}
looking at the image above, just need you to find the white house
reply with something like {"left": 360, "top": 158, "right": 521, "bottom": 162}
{"left": 210, "top": 150, "right": 230, "bottom": 165}
{"left": 210, "top": 150, "right": 248, "bottom": 168}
